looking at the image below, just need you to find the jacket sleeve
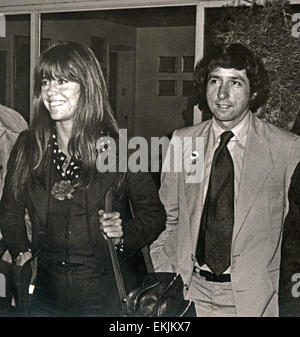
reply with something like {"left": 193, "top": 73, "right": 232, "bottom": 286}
{"left": 0, "top": 131, "right": 31, "bottom": 259}
{"left": 120, "top": 171, "right": 166, "bottom": 258}
{"left": 279, "top": 161, "right": 300, "bottom": 317}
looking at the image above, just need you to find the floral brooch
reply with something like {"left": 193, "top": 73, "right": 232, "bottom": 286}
{"left": 51, "top": 180, "right": 75, "bottom": 201}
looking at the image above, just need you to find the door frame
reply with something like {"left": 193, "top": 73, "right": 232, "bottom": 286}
{"left": 1, "top": 0, "right": 299, "bottom": 123}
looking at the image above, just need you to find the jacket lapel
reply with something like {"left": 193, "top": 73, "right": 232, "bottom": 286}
{"left": 27, "top": 146, "right": 52, "bottom": 230}
{"left": 232, "top": 115, "right": 276, "bottom": 243}
{"left": 85, "top": 171, "right": 119, "bottom": 250}
{"left": 86, "top": 140, "right": 123, "bottom": 219}
{"left": 86, "top": 171, "right": 118, "bottom": 219}
{"left": 184, "top": 121, "right": 212, "bottom": 250}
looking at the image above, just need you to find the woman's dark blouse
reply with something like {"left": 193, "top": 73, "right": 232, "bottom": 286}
{"left": 41, "top": 163, "right": 97, "bottom": 269}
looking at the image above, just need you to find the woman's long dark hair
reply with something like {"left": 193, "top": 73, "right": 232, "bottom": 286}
{"left": 12, "top": 41, "right": 119, "bottom": 199}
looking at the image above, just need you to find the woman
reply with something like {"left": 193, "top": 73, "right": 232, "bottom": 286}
{"left": 0, "top": 41, "right": 166, "bottom": 316}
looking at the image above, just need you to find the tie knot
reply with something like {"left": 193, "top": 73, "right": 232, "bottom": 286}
{"left": 220, "top": 131, "right": 234, "bottom": 147}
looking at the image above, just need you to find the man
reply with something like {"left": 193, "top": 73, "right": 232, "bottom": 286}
{"left": 0, "top": 104, "right": 27, "bottom": 199}
{"left": 279, "top": 161, "right": 300, "bottom": 316}
{"left": 0, "top": 104, "right": 27, "bottom": 252}
{"left": 150, "top": 43, "right": 300, "bottom": 317}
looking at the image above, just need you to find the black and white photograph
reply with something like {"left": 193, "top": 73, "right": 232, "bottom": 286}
{"left": 0, "top": 0, "right": 299, "bottom": 330}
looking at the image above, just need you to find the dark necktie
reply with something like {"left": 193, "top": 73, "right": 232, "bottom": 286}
{"left": 196, "top": 131, "right": 235, "bottom": 276}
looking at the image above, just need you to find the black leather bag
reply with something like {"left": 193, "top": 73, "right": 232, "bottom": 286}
{"left": 126, "top": 271, "right": 196, "bottom": 317}
{"left": 105, "top": 189, "right": 196, "bottom": 317}
{"left": 0, "top": 239, "right": 39, "bottom": 317}
{"left": 0, "top": 239, "right": 30, "bottom": 316}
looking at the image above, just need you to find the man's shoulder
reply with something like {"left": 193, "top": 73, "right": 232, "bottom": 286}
{"left": 252, "top": 116, "right": 300, "bottom": 172}
{"left": 172, "top": 119, "right": 212, "bottom": 139}
{"left": 253, "top": 114, "right": 298, "bottom": 144}
{"left": 0, "top": 104, "right": 28, "bottom": 133}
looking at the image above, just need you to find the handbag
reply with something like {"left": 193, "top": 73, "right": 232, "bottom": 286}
{"left": 0, "top": 242, "right": 13, "bottom": 316}
{"left": 0, "top": 239, "right": 30, "bottom": 316}
{"left": 105, "top": 189, "right": 196, "bottom": 317}
{"left": 0, "top": 239, "right": 40, "bottom": 317}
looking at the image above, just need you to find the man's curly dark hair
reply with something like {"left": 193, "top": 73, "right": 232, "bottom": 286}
{"left": 193, "top": 43, "right": 269, "bottom": 114}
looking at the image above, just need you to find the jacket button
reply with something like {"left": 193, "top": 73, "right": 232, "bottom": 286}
{"left": 184, "top": 284, "right": 189, "bottom": 291}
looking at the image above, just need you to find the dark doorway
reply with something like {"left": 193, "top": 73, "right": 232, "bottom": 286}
{"left": 0, "top": 50, "right": 7, "bottom": 105}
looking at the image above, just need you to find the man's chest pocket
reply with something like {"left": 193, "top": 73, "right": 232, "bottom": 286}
{"left": 258, "top": 183, "right": 285, "bottom": 224}
{"left": 262, "top": 183, "right": 284, "bottom": 199}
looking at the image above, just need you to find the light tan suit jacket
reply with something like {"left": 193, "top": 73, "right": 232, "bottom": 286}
{"left": 150, "top": 114, "right": 300, "bottom": 317}
{"left": 0, "top": 104, "right": 27, "bottom": 256}
{"left": 0, "top": 104, "right": 27, "bottom": 199}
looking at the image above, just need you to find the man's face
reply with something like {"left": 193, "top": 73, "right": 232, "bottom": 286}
{"left": 206, "top": 67, "right": 252, "bottom": 129}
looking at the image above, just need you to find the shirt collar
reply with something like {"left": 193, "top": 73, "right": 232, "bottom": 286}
{"left": 212, "top": 111, "right": 250, "bottom": 148}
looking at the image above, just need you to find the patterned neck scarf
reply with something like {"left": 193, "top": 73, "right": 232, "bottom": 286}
{"left": 51, "top": 132, "right": 81, "bottom": 182}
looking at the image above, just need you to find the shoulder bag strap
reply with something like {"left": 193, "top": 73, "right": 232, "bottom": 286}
{"left": 105, "top": 187, "right": 128, "bottom": 315}
{"left": 141, "top": 246, "right": 155, "bottom": 274}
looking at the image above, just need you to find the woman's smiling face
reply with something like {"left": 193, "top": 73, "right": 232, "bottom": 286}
{"left": 41, "top": 77, "right": 81, "bottom": 124}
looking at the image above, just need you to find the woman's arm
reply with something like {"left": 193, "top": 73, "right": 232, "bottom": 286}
{"left": 119, "top": 171, "right": 166, "bottom": 258}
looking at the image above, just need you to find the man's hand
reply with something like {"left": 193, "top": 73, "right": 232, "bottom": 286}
{"left": 98, "top": 210, "right": 123, "bottom": 246}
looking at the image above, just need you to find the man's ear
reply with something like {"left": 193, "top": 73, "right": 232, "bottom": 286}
{"left": 251, "top": 92, "right": 257, "bottom": 100}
